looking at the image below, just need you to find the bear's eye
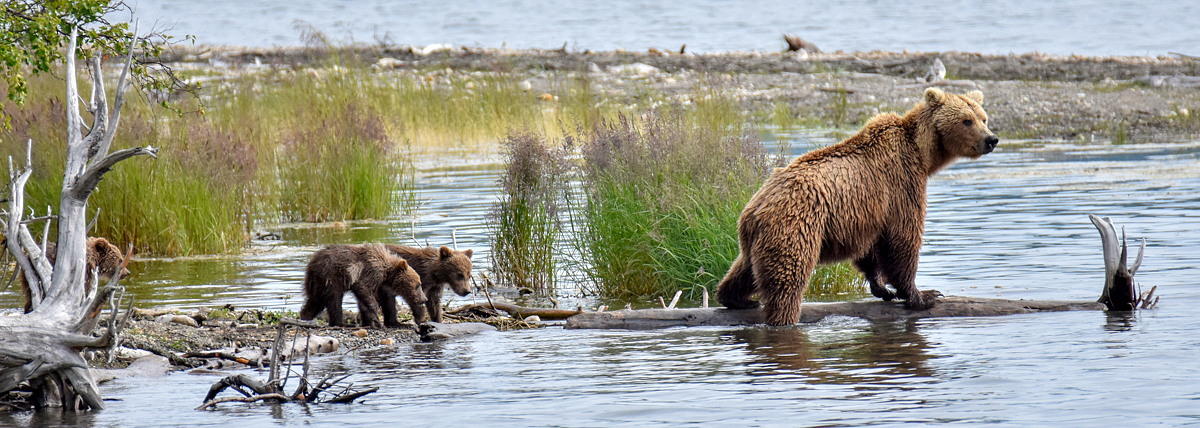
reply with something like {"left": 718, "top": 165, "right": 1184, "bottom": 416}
{"left": 963, "top": 119, "right": 973, "bottom": 127}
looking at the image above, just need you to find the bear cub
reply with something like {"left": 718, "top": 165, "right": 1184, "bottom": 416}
{"left": 383, "top": 245, "right": 473, "bottom": 323}
{"left": 21, "top": 237, "right": 130, "bottom": 313}
{"left": 299, "top": 243, "right": 425, "bottom": 328}
{"left": 717, "top": 88, "right": 999, "bottom": 325}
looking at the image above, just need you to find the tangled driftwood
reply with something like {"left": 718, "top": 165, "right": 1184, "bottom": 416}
{"left": 196, "top": 319, "right": 377, "bottom": 410}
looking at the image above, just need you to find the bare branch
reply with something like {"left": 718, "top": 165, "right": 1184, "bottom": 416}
{"left": 69, "top": 145, "right": 159, "bottom": 201}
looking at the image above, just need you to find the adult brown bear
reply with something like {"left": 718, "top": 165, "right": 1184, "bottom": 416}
{"left": 383, "top": 245, "right": 473, "bottom": 323}
{"left": 299, "top": 243, "right": 425, "bottom": 328}
{"left": 717, "top": 88, "right": 999, "bottom": 325}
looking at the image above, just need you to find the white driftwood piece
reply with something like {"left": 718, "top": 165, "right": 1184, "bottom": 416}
{"left": 1089, "top": 215, "right": 1145, "bottom": 310}
{"left": 0, "top": 28, "right": 155, "bottom": 411}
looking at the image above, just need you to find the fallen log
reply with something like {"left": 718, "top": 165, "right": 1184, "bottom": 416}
{"left": 452, "top": 302, "right": 583, "bottom": 320}
{"left": 567, "top": 215, "right": 1152, "bottom": 330}
{"left": 565, "top": 297, "right": 1104, "bottom": 329}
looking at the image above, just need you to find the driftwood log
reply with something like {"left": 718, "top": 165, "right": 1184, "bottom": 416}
{"left": 0, "top": 28, "right": 155, "bottom": 411}
{"left": 567, "top": 215, "right": 1153, "bottom": 330}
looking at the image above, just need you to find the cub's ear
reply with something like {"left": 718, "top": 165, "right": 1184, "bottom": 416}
{"left": 924, "top": 87, "right": 949, "bottom": 106}
{"left": 91, "top": 238, "right": 108, "bottom": 251}
{"left": 965, "top": 90, "right": 984, "bottom": 104}
{"left": 395, "top": 259, "right": 409, "bottom": 270}
{"left": 463, "top": 249, "right": 473, "bottom": 258}
{"left": 439, "top": 246, "right": 453, "bottom": 259}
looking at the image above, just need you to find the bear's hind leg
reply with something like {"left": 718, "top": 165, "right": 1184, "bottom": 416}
{"left": 854, "top": 249, "right": 896, "bottom": 301}
{"left": 753, "top": 242, "right": 817, "bottom": 326}
{"left": 717, "top": 254, "right": 759, "bottom": 309}
{"left": 298, "top": 296, "right": 325, "bottom": 321}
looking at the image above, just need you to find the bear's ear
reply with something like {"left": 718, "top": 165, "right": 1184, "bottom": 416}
{"left": 464, "top": 249, "right": 473, "bottom": 258}
{"left": 924, "top": 87, "right": 949, "bottom": 106}
{"left": 439, "top": 246, "right": 453, "bottom": 259}
{"left": 395, "top": 259, "right": 409, "bottom": 270}
{"left": 965, "top": 90, "right": 984, "bottom": 104}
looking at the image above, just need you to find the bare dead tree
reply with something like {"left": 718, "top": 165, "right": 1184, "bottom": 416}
{"left": 0, "top": 27, "right": 156, "bottom": 411}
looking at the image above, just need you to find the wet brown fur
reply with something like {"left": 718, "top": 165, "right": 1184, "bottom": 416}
{"left": 21, "top": 237, "right": 130, "bottom": 313}
{"left": 299, "top": 243, "right": 426, "bottom": 328}
{"left": 383, "top": 245, "right": 474, "bottom": 323}
{"left": 717, "top": 88, "right": 999, "bottom": 325}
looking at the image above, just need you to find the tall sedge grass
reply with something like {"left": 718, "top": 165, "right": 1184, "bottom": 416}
{"left": 574, "top": 111, "right": 774, "bottom": 300}
{"left": 487, "top": 131, "right": 569, "bottom": 293}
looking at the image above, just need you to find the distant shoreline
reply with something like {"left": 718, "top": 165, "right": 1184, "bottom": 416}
{"left": 155, "top": 45, "right": 1200, "bottom": 142}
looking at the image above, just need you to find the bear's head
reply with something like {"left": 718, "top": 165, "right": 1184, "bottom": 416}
{"left": 434, "top": 246, "right": 474, "bottom": 297}
{"left": 923, "top": 87, "right": 999, "bottom": 159}
{"left": 88, "top": 237, "right": 129, "bottom": 283}
{"left": 385, "top": 257, "right": 426, "bottom": 305}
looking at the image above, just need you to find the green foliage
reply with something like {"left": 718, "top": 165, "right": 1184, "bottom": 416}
{"left": 488, "top": 131, "right": 568, "bottom": 293}
{"left": 278, "top": 104, "right": 410, "bottom": 222}
{"left": 575, "top": 111, "right": 774, "bottom": 299}
{"left": 0, "top": 1, "right": 180, "bottom": 108}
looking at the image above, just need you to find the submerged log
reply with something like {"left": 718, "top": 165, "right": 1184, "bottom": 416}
{"left": 565, "top": 297, "right": 1104, "bottom": 329}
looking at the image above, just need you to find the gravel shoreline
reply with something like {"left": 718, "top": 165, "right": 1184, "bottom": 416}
{"left": 160, "top": 45, "right": 1200, "bottom": 142}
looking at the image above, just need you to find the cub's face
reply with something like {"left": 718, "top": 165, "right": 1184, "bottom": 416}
{"left": 437, "top": 247, "right": 474, "bottom": 297}
{"left": 90, "top": 238, "right": 130, "bottom": 282}
{"left": 387, "top": 258, "right": 427, "bottom": 304}
{"left": 927, "top": 88, "right": 1000, "bottom": 159}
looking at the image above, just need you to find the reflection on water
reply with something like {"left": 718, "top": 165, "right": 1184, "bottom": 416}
{"left": 731, "top": 319, "right": 936, "bottom": 384}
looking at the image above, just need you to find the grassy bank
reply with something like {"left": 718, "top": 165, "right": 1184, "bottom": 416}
{"left": 0, "top": 64, "right": 621, "bottom": 255}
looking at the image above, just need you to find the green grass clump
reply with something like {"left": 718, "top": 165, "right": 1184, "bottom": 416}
{"left": 277, "top": 104, "right": 411, "bottom": 222}
{"left": 488, "top": 131, "right": 569, "bottom": 293}
{"left": 574, "top": 111, "right": 770, "bottom": 300}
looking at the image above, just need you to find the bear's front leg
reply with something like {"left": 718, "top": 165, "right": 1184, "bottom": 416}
{"left": 424, "top": 284, "right": 445, "bottom": 323}
{"left": 877, "top": 233, "right": 940, "bottom": 311}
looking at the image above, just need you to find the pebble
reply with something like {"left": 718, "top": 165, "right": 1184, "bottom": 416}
{"left": 352, "top": 329, "right": 369, "bottom": 338}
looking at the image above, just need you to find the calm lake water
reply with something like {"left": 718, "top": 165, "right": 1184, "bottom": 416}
{"left": 122, "top": 0, "right": 1200, "bottom": 56}
{"left": 5, "top": 132, "right": 1199, "bottom": 426}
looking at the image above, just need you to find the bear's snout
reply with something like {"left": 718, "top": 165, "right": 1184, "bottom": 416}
{"left": 980, "top": 135, "right": 999, "bottom": 154}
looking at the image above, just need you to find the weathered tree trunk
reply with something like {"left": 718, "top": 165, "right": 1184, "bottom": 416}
{"left": 566, "top": 216, "right": 1152, "bottom": 330}
{"left": 0, "top": 28, "right": 155, "bottom": 411}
